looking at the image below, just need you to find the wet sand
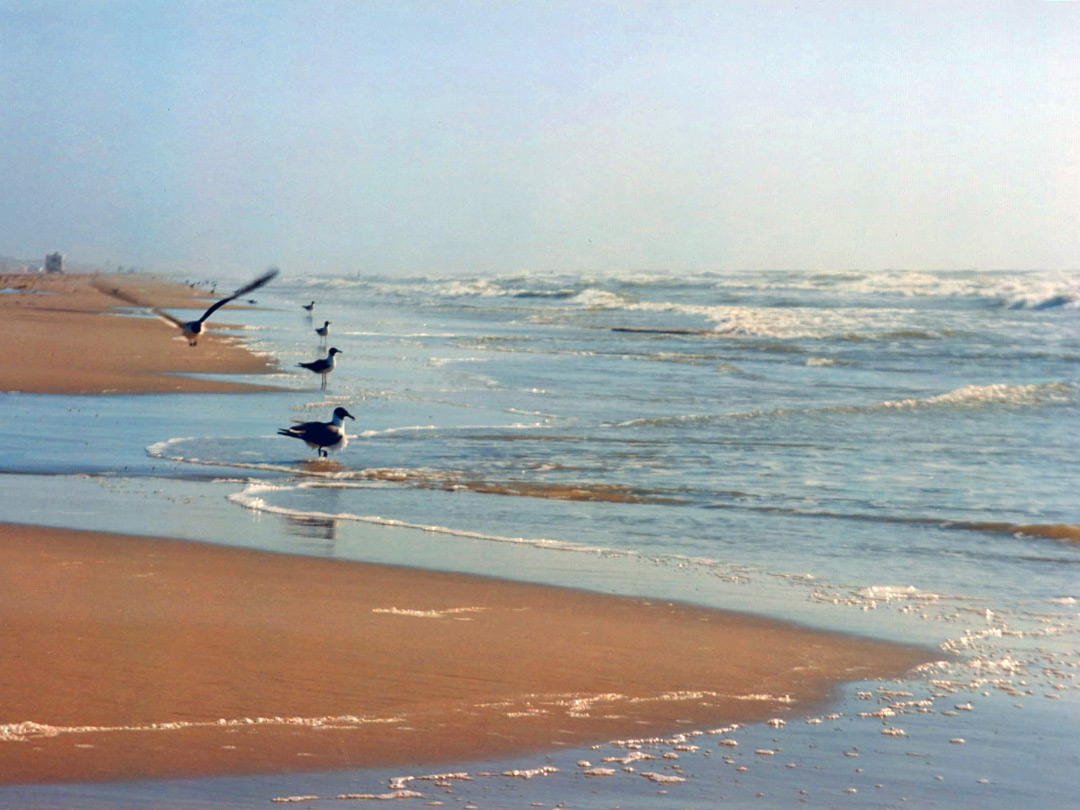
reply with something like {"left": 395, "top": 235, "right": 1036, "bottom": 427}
{"left": 0, "top": 272, "right": 278, "bottom": 394}
{"left": 0, "top": 523, "right": 933, "bottom": 785}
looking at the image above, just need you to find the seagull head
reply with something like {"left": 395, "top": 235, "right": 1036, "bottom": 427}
{"left": 328, "top": 347, "right": 342, "bottom": 356}
{"left": 332, "top": 407, "right": 356, "bottom": 422}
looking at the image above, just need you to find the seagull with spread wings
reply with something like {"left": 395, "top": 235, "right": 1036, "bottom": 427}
{"left": 95, "top": 268, "right": 279, "bottom": 346}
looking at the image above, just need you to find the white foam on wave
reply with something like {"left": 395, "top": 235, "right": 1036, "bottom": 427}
{"left": 147, "top": 437, "right": 353, "bottom": 479}
{"left": 612, "top": 382, "right": 1076, "bottom": 428}
{"left": 558, "top": 270, "right": 1077, "bottom": 337}
{"left": 706, "top": 305, "right": 913, "bottom": 339}
{"left": 359, "top": 424, "right": 439, "bottom": 438}
{"left": 225, "top": 482, "right": 765, "bottom": 587}
{"left": 285, "top": 268, "right": 1080, "bottom": 316}
{"left": 227, "top": 482, "right": 629, "bottom": 555}
{"left": 1047, "top": 597, "right": 1078, "bottom": 605}
{"left": 700, "top": 268, "right": 1076, "bottom": 311}
{"left": 878, "top": 383, "right": 1076, "bottom": 411}
{"left": 437, "top": 278, "right": 513, "bottom": 297}
{"left": 824, "top": 269, "right": 1079, "bottom": 309}
{"left": 569, "top": 291, "right": 937, "bottom": 340}
{"left": 427, "top": 356, "right": 489, "bottom": 367}
{"left": 856, "top": 586, "right": 943, "bottom": 603}
{"left": 571, "top": 287, "right": 631, "bottom": 309}
{"left": 432, "top": 277, "right": 576, "bottom": 300}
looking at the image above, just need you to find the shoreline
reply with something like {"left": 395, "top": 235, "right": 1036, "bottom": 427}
{"left": 0, "top": 270, "right": 937, "bottom": 788}
{"left": 0, "top": 522, "right": 935, "bottom": 786}
{"left": 0, "top": 272, "right": 280, "bottom": 395}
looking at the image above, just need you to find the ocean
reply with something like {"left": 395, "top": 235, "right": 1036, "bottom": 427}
{"left": 1, "top": 268, "right": 1077, "bottom": 808}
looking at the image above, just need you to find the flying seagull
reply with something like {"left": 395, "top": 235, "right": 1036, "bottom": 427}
{"left": 316, "top": 320, "right": 331, "bottom": 343}
{"left": 95, "top": 268, "right": 279, "bottom": 346}
{"left": 298, "top": 346, "right": 341, "bottom": 390}
{"left": 278, "top": 406, "right": 355, "bottom": 458}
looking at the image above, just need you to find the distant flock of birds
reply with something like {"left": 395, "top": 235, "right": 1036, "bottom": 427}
{"left": 96, "top": 269, "right": 354, "bottom": 461}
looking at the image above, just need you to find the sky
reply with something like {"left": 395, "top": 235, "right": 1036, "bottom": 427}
{"left": 1, "top": 1, "right": 1077, "bottom": 276}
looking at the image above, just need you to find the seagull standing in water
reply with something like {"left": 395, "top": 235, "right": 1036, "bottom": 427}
{"left": 302, "top": 301, "right": 316, "bottom": 313}
{"left": 278, "top": 406, "right": 355, "bottom": 458}
{"left": 316, "top": 320, "right": 331, "bottom": 345}
{"left": 95, "top": 268, "right": 279, "bottom": 346}
{"left": 298, "top": 346, "right": 341, "bottom": 389}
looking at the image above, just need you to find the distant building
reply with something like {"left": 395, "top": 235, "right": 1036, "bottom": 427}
{"left": 45, "top": 252, "right": 64, "bottom": 274}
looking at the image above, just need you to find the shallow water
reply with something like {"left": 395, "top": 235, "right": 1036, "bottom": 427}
{"left": 0, "top": 268, "right": 1077, "bottom": 808}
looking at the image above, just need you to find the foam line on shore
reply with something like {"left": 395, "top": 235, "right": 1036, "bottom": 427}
{"left": 1, "top": 714, "right": 404, "bottom": 743}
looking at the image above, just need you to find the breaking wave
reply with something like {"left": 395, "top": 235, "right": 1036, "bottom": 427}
{"left": 614, "top": 383, "right": 1076, "bottom": 427}
{"left": 877, "top": 382, "right": 1076, "bottom": 411}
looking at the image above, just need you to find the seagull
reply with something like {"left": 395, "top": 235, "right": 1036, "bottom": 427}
{"left": 95, "top": 268, "right": 279, "bottom": 346}
{"left": 278, "top": 406, "right": 355, "bottom": 458}
{"left": 302, "top": 301, "right": 316, "bottom": 312}
{"left": 298, "top": 346, "right": 341, "bottom": 389}
{"left": 316, "top": 320, "right": 331, "bottom": 344}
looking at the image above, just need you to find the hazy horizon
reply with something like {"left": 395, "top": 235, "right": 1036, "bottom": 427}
{"left": 2, "top": 1, "right": 1077, "bottom": 277}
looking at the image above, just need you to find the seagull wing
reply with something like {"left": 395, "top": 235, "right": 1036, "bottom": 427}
{"left": 93, "top": 271, "right": 279, "bottom": 332}
{"left": 286, "top": 418, "right": 324, "bottom": 430}
{"left": 92, "top": 280, "right": 186, "bottom": 329}
{"left": 148, "top": 308, "right": 185, "bottom": 328}
{"left": 91, "top": 280, "right": 148, "bottom": 308}
{"left": 196, "top": 267, "right": 280, "bottom": 324}
{"left": 279, "top": 420, "right": 339, "bottom": 443}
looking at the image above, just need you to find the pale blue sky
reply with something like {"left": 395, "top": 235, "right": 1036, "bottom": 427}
{"left": 1, "top": 1, "right": 1077, "bottom": 275}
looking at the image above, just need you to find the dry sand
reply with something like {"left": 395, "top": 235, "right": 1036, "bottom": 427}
{"left": 0, "top": 523, "right": 932, "bottom": 785}
{"left": 0, "top": 272, "right": 278, "bottom": 394}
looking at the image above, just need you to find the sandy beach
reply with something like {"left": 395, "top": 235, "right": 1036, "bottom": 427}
{"left": 0, "top": 273, "right": 278, "bottom": 394}
{"left": 0, "top": 271, "right": 933, "bottom": 787}
{"left": 0, "top": 522, "right": 931, "bottom": 785}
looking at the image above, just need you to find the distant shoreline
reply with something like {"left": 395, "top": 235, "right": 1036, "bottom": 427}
{"left": 0, "top": 271, "right": 280, "bottom": 395}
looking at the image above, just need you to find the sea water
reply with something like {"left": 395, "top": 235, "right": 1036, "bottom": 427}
{"left": 0, "top": 268, "right": 1077, "bottom": 808}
